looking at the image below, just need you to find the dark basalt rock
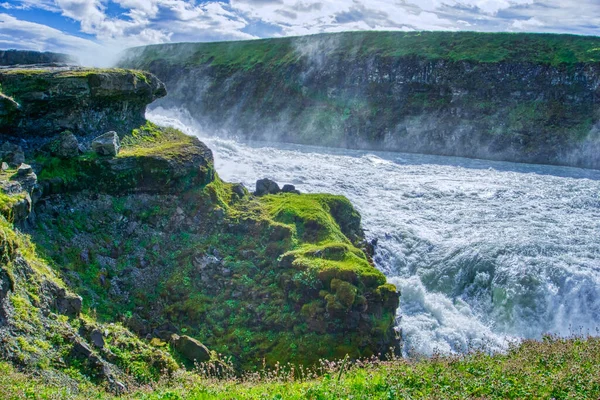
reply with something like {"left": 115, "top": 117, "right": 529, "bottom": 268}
{"left": 282, "top": 184, "right": 300, "bottom": 194}
{"left": 255, "top": 178, "right": 280, "bottom": 196}
{"left": 90, "top": 329, "right": 105, "bottom": 349}
{"left": 171, "top": 334, "right": 211, "bottom": 363}
{"left": 49, "top": 131, "right": 80, "bottom": 159}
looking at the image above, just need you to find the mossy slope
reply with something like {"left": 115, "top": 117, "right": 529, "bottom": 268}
{"left": 25, "top": 123, "right": 399, "bottom": 372}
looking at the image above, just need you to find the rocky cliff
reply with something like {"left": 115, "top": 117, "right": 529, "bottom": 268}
{"left": 120, "top": 31, "right": 600, "bottom": 169}
{"left": 0, "top": 57, "right": 399, "bottom": 391}
{"left": 0, "top": 49, "right": 75, "bottom": 66}
{"left": 0, "top": 66, "right": 166, "bottom": 141}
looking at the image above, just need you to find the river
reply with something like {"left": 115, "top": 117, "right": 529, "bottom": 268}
{"left": 149, "top": 107, "right": 600, "bottom": 356}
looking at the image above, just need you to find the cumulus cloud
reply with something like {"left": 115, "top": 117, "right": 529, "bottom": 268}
{"left": 0, "top": 12, "right": 112, "bottom": 64}
{"left": 0, "top": 0, "right": 598, "bottom": 66}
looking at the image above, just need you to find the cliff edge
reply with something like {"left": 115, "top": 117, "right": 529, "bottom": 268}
{"left": 120, "top": 31, "right": 600, "bottom": 169}
{"left": 0, "top": 54, "right": 399, "bottom": 392}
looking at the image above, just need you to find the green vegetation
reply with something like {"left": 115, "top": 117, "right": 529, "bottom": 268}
{"left": 0, "top": 212, "right": 178, "bottom": 386}
{"left": 36, "top": 122, "right": 213, "bottom": 193}
{"left": 127, "top": 31, "right": 600, "bottom": 69}
{"left": 120, "top": 121, "right": 197, "bottom": 158}
{"left": 1, "top": 335, "right": 599, "bottom": 399}
{"left": 26, "top": 123, "right": 397, "bottom": 371}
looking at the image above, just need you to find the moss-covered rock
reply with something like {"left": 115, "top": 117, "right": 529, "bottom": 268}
{"left": 36, "top": 122, "right": 214, "bottom": 195}
{"left": 0, "top": 215, "right": 179, "bottom": 391}
{"left": 0, "top": 66, "right": 166, "bottom": 139}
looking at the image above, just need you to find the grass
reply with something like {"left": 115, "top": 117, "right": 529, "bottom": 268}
{"left": 124, "top": 31, "right": 600, "bottom": 70}
{"left": 120, "top": 121, "right": 197, "bottom": 158}
{"left": 1, "top": 335, "right": 599, "bottom": 399}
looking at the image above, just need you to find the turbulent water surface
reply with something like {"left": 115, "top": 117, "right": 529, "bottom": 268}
{"left": 150, "top": 108, "right": 600, "bottom": 356}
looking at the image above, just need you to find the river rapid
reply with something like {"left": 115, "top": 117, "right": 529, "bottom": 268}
{"left": 149, "top": 108, "right": 600, "bottom": 356}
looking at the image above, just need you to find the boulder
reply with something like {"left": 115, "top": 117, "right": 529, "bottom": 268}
{"left": 51, "top": 131, "right": 79, "bottom": 158}
{"left": 255, "top": 178, "right": 280, "bottom": 196}
{"left": 55, "top": 288, "right": 83, "bottom": 317}
{"left": 92, "top": 131, "right": 120, "bottom": 156}
{"left": 282, "top": 184, "right": 300, "bottom": 194}
{"left": 71, "top": 338, "right": 93, "bottom": 358}
{"left": 1, "top": 162, "right": 8, "bottom": 171}
{"left": 171, "top": 334, "right": 211, "bottom": 363}
{"left": 16, "top": 163, "right": 32, "bottom": 176}
{"left": 90, "top": 329, "right": 105, "bottom": 349}
{"left": 231, "top": 183, "right": 247, "bottom": 198}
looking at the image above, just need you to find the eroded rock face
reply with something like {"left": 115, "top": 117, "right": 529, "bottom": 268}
{"left": 121, "top": 33, "right": 600, "bottom": 169}
{"left": 0, "top": 67, "right": 166, "bottom": 139}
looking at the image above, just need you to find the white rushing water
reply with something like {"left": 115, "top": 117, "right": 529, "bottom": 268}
{"left": 149, "top": 108, "right": 600, "bottom": 356}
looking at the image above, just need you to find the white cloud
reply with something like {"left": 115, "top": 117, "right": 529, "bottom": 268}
{"left": 0, "top": 12, "right": 98, "bottom": 51}
{"left": 511, "top": 17, "right": 544, "bottom": 30}
{"left": 0, "top": 0, "right": 599, "bottom": 67}
{"left": 0, "top": 12, "right": 117, "bottom": 65}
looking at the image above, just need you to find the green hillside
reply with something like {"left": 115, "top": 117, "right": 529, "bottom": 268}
{"left": 125, "top": 31, "right": 600, "bottom": 69}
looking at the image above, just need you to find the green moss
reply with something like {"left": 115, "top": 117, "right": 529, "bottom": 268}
{"left": 0, "top": 192, "right": 25, "bottom": 222}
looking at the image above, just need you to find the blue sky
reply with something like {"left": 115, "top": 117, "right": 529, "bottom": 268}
{"left": 1, "top": 0, "right": 598, "bottom": 65}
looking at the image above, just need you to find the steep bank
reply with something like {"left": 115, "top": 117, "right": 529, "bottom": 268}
{"left": 0, "top": 59, "right": 399, "bottom": 391}
{"left": 120, "top": 31, "right": 600, "bottom": 169}
{"left": 0, "top": 66, "right": 166, "bottom": 140}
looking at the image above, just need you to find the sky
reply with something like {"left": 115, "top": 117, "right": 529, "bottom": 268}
{"left": 0, "top": 0, "right": 599, "bottom": 65}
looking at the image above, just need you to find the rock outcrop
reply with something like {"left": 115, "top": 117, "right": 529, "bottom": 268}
{"left": 0, "top": 66, "right": 166, "bottom": 140}
{"left": 171, "top": 334, "right": 211, "bottom": 363}
{"left": 254, "top": 178, "right": 280, "bottom": 196}
{"left": 0, "top": 54, "right": 399, "bottom": 388}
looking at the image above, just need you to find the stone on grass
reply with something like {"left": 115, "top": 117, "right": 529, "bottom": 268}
{"left": 282, "top": 184, "right": 300, "bottom": 194}
{"left": 171, "top": 334, "right": 211, "bottom": 363}
{"left": 255, "top": 178, "right": 280, "bottom": 196}
{"left": 92, "top": 131, "right": 120, "bottom": 156}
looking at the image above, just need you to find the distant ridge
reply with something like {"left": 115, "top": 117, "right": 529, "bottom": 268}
{"left": 0, "top": 49, "right": 77, "bottom": 66}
